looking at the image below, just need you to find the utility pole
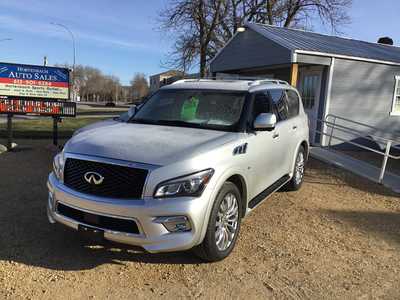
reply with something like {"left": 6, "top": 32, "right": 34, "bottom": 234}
{"left": 50, "top": 22, "right": 76, "bottom": 101}
{"left": 0, "top": 38, "right": 13, "bottom": 150}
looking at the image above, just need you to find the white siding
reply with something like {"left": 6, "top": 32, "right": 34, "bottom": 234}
{"left": 327, "top": 58, "right": 400, "bottom": 146}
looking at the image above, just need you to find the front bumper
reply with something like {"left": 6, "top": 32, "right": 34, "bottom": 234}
{"left": 47, "top": 173, "right": 212, "bottom": 253}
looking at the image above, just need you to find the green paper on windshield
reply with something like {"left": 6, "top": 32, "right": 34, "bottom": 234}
{"left": 181, "top": 96, "right": 199, "bottom": 120}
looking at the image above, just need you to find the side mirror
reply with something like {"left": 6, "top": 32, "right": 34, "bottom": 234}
{"left": 128, "top": 105, "right": 137, "bottom": 118}
{"left": 253, "top": 113, "right": 277, "bottom": 130}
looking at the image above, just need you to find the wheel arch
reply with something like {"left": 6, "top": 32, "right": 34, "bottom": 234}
{"left": 197, "top": 169, "right": 249, "bottom": 246}
{"left": 289, "top": 140, "right": 309, "bottom": 177}
{"left": 226, "top": 174, "right": 247, "bottom": 218}
{"left": 300, "top": 140, "right": 309, "bottom": 161}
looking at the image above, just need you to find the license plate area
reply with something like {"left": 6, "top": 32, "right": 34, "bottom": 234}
{"left": 57, "top": 202, "right": 140, "bottom": 235}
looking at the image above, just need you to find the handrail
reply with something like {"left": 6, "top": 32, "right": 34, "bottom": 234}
{"left": 315, "top": 114, "right": 400, "bottom": 183}
{"left": 325, "top": 120, "right": 399, "bottom": 145}
{"left": 322, "top": 120, "right": 400, "bottom": 159}
{"left": 325, "top": 114, "right": 400, "bottom": 144}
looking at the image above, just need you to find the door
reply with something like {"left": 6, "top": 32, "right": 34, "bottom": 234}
{"left": 268, "top": 89, "right": 299, "bottom": 176}
{"left": 298, "top": 68, "right": 322, "bottom": 145}
{"left": 246, "top": 92, "right": 284, "bottom": 199}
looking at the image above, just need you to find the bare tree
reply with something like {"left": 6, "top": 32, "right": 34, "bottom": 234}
{"left": 58, "top": 64, "right": 124, "bottom": 102}
{"left": 159, "top": 0, "right": 229, "bottom": 77}
{"left": 159, "top": 0, "right": 351, "bottom": 76}
{"left": 130, "top": 73, "right": 149, "bottom": 101}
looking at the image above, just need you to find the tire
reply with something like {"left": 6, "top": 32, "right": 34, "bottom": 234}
{"left": 194, "top": 182, "right": 242, "bottom": 262}
{"left": 284, "top": 145, "right": 306, "bottom": 191}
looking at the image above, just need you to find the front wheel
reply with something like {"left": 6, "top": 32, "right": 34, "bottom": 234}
{"left": 284, "top": 145, "right": 306, "bottom": 191}
{"left": 194, "top": 182, "right": 242, "bottom": 262}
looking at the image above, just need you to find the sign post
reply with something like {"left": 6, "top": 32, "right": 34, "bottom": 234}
{"left": 53, "top": 117, "right": 59, "bottom": 146}
{"left": 0, "top": 98, "right": 76, "bottom": 149}
{"left": 7, "top": 114, "right": 12, "bottom": 150}
{"left": 0, "top": 62, "right": 75, "bottom": 150}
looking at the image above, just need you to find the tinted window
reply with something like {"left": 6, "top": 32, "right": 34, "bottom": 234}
{"left": 286, "top": 90, "right": 300, "bottom": 118}
{"left": 252, "top": 93, "right": 271, "bottom": 120}
{"left": 269, "top": 89, "right": 288, "bottom": 121}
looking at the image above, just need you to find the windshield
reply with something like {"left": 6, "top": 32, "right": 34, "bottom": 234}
{"left": 130, "top": 89, "right": 247, "bottom": 131}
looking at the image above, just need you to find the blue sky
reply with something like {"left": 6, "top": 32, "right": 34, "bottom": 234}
{"left": 0, "top": 0, "right": 399, "bottom": 85}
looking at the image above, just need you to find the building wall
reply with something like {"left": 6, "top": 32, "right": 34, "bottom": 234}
{"left": 232, "top": 67, "right": 292, "bottom": 82}
{"left": 149, "top": 71, "right": 184, "bottom": 92}
{"left": 210, "top": 29, "right": 292, "bottom": 73}
{"left": 297, "top": 54, "right": 331, "bottom": 66}
{"left": 327, "top": 58, "right": 400, "bottom": 146}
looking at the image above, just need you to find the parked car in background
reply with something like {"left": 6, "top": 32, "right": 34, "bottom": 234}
{"left": 105, "top": 102, "right": 116, "bottom": 107}
{"left": 48, "top": 79, "right": 309, "bottom": 261}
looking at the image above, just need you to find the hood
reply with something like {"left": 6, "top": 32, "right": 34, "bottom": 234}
{"left": 65, "top": 123, "right": 237, "bottom": 166}
{"left": 73, "top": 118, "right": 119, "bottom": 136}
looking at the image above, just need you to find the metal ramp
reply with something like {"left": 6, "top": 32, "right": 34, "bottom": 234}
{"left": 310, "top": 147, "right": 400, "bottom": 193}
{"left": 310, "top": 114, "right": 400, "bottom": 194}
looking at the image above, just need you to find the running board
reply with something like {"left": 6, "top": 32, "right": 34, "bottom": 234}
{"left": 248, "top": 175, "right": 291, "bottom": 209}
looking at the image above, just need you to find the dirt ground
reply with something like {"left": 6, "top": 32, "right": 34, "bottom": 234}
{"left": 0, "top": 139, "right": 399, "bottom": 299}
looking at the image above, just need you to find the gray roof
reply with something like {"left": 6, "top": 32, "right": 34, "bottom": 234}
{"left": 247, "top": 23, "right": 400, "bottom": 64}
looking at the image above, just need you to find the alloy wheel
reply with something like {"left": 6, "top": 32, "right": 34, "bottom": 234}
{"left": 294, "top": 151, "right": 305, "bottom": 185}
{"left": 215, "top": 192, "right": 239, "bottom": 251}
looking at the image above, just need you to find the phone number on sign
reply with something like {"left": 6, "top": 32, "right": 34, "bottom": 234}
{"left": 12, "top": 79, "right": 54, "bottom": 86}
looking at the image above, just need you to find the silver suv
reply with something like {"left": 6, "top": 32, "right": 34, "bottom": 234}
{"left": 48, "top": 79, "right": 309, "bottom": 261}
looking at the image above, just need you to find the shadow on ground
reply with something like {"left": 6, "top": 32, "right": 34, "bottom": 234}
{"left": 319, "top": 209, "right": 400, "bottom": 247}
{"left": 305, "top": 159, "right": 399, "bottom": 198}
{"left": 0, "top": 140, "right": 204, "bottom": 272}
{"left": 0, "top": 202, "right": 204, "bottom": 271}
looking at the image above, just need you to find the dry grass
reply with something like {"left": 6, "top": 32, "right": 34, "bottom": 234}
{"left": 0, "top": 117, "right": 108, "bottom": 139}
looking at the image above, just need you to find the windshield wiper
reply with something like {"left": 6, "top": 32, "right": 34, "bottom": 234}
{"left": 130, "top": 118, "right": 229, "bottom": 130}
{"left": 154, "top": 119, "right": 202, "bottom": 127}
{"left": 128, "top": 118, "right": 159, "bottom": 125}
{"left": 129, "top": 118, "right": 198, "bottom": 128}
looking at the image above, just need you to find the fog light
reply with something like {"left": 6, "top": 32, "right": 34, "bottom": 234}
{"left": 154, "top": 216, "right": 191, "bottom": 232}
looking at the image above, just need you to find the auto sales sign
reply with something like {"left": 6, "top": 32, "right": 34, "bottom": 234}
{"left": 0, "top": 62, "right": 69, "bottom": 100}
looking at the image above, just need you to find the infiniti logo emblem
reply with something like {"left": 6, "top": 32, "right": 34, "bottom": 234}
{"left": 84, "top": 171, "right": 104, "bottom": 185}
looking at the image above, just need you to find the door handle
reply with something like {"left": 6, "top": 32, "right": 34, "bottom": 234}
{"left": 272, "top": 132, "right": 279, "bottom": 139}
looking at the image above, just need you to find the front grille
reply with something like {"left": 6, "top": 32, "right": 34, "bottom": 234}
{"left": 57, "top": 203, "right": 140, "bottom": 234}
{"left": 63, "top": 158, "right": 148, "bottom": 199}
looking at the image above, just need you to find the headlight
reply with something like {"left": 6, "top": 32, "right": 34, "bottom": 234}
{"left": 53, "top": 150, "right": 65, "bottom": 181}
{"left": 154, "top": 169, "right": 214, "bottom": 198}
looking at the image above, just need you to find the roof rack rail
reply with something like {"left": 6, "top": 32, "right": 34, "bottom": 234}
{"left": 172, "top": 77, "right": 290, "bottom": 85}
{"left": 249, "top": 79, "right": 289, "bottom": 86}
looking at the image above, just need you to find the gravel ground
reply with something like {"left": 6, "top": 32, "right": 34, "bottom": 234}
{"left": 0, "top": 140, "right": 399, "bottom": 299}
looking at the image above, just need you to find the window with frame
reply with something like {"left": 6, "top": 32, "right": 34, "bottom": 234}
{"left": 285, "top": 90, "right": 300, "bottom": 118}
{"left": 269, "top": 89, "right": 289, "bottom": 121}
{"left": 299, "top": 74, "right": 319, "bottom": 109}
{"left": 252, "top": 93, "right": 271, "bottom": 120}
{"left": 392, "top": 76, "right": 400, "bottom": 115}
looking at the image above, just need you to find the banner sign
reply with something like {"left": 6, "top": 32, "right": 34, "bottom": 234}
{"left": 0, "top": 99, "right": 76, "bottom": 117}
{"left": 0, "top": 63, "right": 70, "bottom": 100}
